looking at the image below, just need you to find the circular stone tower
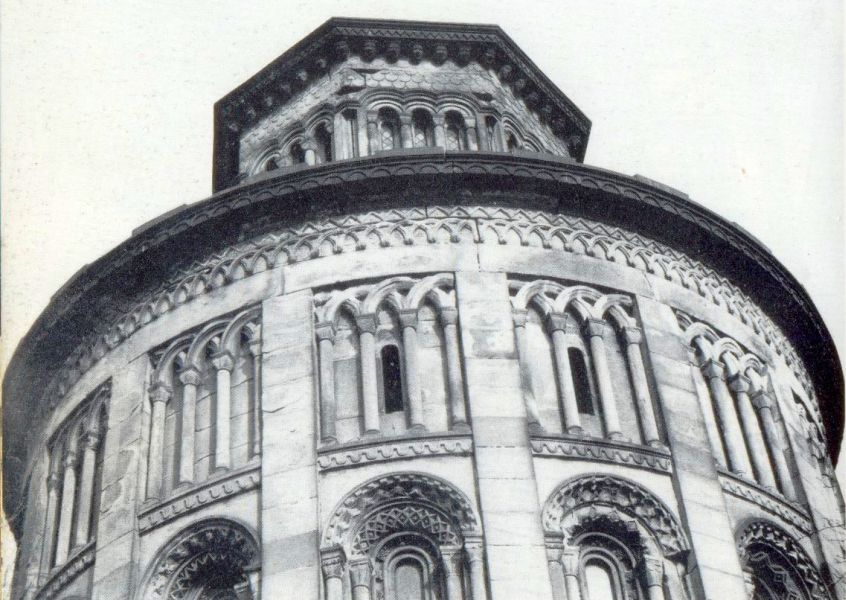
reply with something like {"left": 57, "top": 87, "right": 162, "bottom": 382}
{"left": 4, "top": 17, "right": 844, "bottom": 600}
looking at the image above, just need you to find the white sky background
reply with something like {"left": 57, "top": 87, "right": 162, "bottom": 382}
{"left": 0, "top": 0, "right": 843, "bottom": 589}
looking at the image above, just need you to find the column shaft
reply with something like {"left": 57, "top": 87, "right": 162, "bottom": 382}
{"left": 752, "top": 391, "right": 797, "bottom": 499}
{"left": 513, "top": 313, "right": 543, "bottom": 431}
{"left": 357, "top": 315, "right": 380, "bottom": 435}
{"left": 249, "top": 341, "right": 262, "bottom": 457}
{"left": 546, "top": 545, "right": 567, "bottom": 600}
{"left": 548, "top": 316, "right": 582, "bottom": 434}
{"left": 54, "top": 453, "right": 78, "bottom": 564}
{"left": 585, "top": 319, "right": 622, "bottom": 439}
{"left": 366, "top": 112, "right": 380, "bottom": 155}
{"left": 443, "top": 552, "right": 464, "bottom": 600}
{"left": 561, "top": 547, "right": 581, "bottom": 600}
{"left": 146, "top": 387, "right": 169, "bottom": 500}
{"left": 440, "top": 309, "right": 468, "bottom": 429}
{"left": 350, "top": 561, "right": 372, "bottom": 600}
{"left": 39, "top": 472, "right": 61, "bottom": 576}
{"left": 213, "top": 354, "right": 234, "bottom": 471}
{"left": 623, "top": 328, "right": 661, "bottom": 446}
{"left": 400, "top": 310, "right": 425, "bottom": 431}
{"left": 466, "top": 120, "right": 479, "bottom": 150}
{"left": 400, "top": 116, "right": 413, "bottom": 148}
{"left": 703, "top": 361, "right": 753, "bottom": 476}
{"left": 73, "top": 434, "right": 99, "bottom": 546}
{"left": 178, "top": 368, "right": 201, "bottom": 485}
{"left": 731, "top": 376, "right": 776, "bottom": 488}
{"left": 466, "top": 544, "right": 488, "bottom": 600}
{"left": 433, "top": 116, "right": 446, "bottom": 147}
{"left": 317, "top": 325, "right": 338, "bottom": 443}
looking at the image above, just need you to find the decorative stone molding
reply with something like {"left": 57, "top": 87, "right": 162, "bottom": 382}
{"left": 317, "top": 435, "right": 472, "bottom": 471}
{"left": 352, "top": 504, "right": 462, "bottom": 555}
{"left": 35, "top": 542, "right": 94, "bottom": 600}
{"left": 530, "top": 436, "right": 672, "bottom": 473}
{"left": 543, "top": 474, "right": 689, "bottom": 557}
{"left": 718, "top": 469, "right": 812, "bottom": 534}
{"left": 138, "top": 464, "right": 261, "bottom": 533}
{"left": 737, "top": 520, "right": 829, "bottom": 600}
{"left": 322, "top": 472, "right": 480, "bottom": 549}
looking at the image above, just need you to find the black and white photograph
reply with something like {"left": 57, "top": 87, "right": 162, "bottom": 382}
{"left": 1, "top": 2, "right": 843, "bottom": 599}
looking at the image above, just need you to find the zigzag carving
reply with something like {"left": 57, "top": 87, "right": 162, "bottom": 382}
{"left": 44, "top": 205, "right": 818, "bottom": 431}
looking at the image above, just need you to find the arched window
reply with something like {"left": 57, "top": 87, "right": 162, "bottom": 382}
{"left": 412, "top": 109, "right": 435, "bottom": 148}
{"left": 264, "top": 157, "right": 279, "bottom": 172}
{"left": 380, "top": 344, "right": 404, "bottom": 414}
{"left": 583, "top": 559, "right": 620, "bottom": 600}
{"left": 341, "top": 109, "right": 359, "bottom": 159}
{"left": 289, "top": 142, "right": 306, "bottom": 164}
{"left": 569, "top": 347, "right": 595, "bottom": 415}
{"left": 506, "top": 133, "right": 520, "bottom": 152}
{"left": 484, "top": 116, "right": 502, "bottom": 151}
{"left": 314, "top": 124, "right": 332, "bottom": 164}
{"left": 444, "top": 112, "right": 467, "bottom": 151}
{"left": 379, "top": 108, "right": 401, "bottom": 151}
{"left": 389, "top": 554, "right": 431, "bottom": 600}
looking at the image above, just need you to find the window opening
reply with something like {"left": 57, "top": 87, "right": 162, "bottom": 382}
{"left": 290, "top": 142, "right": 306, "bottom": 164}
{"left": 506, "top": 133, "right": 520, "bottom": 152}
{"left": 393, "top": 557, "right": 426, "bottom": 600}
{"left": 379, "top": 108, "right": 401, "bottom": 151}
{"left": 412, "top": 109, "right": 434, "bottom": 148}
{"left": 444, "top": 112, "right": 466, "bottom": 151}
{"left": 485, "top": 116, "right": 500, "bottom": 151}
{"left": 315, "top": 124, "right": 332, "bottom": 164}
{"left": 584, "top": 561, "right": 619, "bottom": 600}
{"left": 569, "top": 347, "right": 595, "bottom": 415}
{"left": 343, "top": 109, "right": 359, "bottom": 158}
{"left": 381, "top": 344, "right": 404, "bottom": 413}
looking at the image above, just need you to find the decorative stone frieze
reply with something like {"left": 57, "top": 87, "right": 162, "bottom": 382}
{"left": 718, "top": 469, "right": 812, "bottom": 534}
{"left": 138, "top": 463, "right": 261, "bottom": 533}
{"left": 317, "top": 435, "right": 472, "bottom": 471}
{"left": 34, "top": 542, "right": 95, "bottom": 600}
{"left": 530, "top": 436, "right": 672, "bottom": 473}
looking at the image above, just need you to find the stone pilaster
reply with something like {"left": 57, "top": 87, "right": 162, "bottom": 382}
{"left": 455, "top": 271, "right": 554, "bottom": 600}
{"left": 636, "top": 296, "right": 748, "bottom": 599}
{"left": 259, "top": 290, "right": 321, "bottom": 600}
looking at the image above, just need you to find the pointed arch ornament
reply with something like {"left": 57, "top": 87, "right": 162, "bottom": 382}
{"left": 139, "top": 519, "right": 260, "bottom": 600}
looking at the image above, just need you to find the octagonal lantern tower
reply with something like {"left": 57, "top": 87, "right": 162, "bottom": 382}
{"left": 4, "top": 17, "right": 844, "bottom": 600}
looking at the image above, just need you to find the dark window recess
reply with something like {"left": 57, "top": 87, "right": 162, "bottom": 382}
{"left": 381, "top": 345, "right": 404, "bottom": 413}
{"left": 569, "top": 347, "right": 595, "bottom": 415}
{"left": 290, "top": 143, "right": 306, "bottom": 164}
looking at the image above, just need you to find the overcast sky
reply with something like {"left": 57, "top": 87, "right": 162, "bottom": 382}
{"left": 1, "top": 0, "right": 843, "bottom": 575}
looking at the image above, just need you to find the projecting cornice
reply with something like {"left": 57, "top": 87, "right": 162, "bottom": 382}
{"left": 3, "top": 150, "right": 842, "bottom": 531}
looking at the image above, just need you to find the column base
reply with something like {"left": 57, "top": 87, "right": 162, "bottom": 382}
{"left": 451, "top": 422, "right": 472, "bottom": 434}
{"left": 606, "top": 431, "right": 627, "bottom": 442}
{"left": 408, "top": 423, "right": 428, "bottom": 434}
{"left": 647, "top": 439, "right": 666, "bottom": 449}
{"left": 528, "top": 421, "right": 545, "bottom": 435}
{"left": 566, "top": 426, "right": 585, "bottom": 436}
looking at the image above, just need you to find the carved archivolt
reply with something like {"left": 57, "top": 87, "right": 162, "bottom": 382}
{"left": 543, "top": 474, "right": 689, "bottom": 558}
{"left": 510, "top": 279, "right": 635, "bottom": 329}
{"left": 44, "top": 204, "right": 818, "bottom": 437}
{"left": 322, "top": 472, "right": 480, "bottom": 554}
{"left": 139, "top": 519, "right": 260, "bottom": 600}
{"left": 737, "top": 520, "right": 829, "bottom": 600}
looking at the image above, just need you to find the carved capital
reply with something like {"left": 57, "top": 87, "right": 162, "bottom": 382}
{"left": 622, "top": 326, "right": 642, "bottom": 345}
{"left": 546, "top": 313, "right": 568, "bottom": 333}
{"left": 751, "top": 390, "right": 773, "bottom": 410}
{"left": 728, "top": 373, "right": 751, "bottom": 394}
{"left": 47, "top": 472, "right": 62, "bottom": 491}
{"left": 560, "top": 545, "right": 580, "bottom": 577}
{"left": 63, "top": 449, "right": 79, "bottom": 469}
{"left": 315, "top": 322, "right": 336, "bottom": 342}
{"left": 512, "top": 309, "right": 528, "bottom": 328}
{"left": 356, "top": 314, "right": 378, "bottom": 334}
{"left": 178, "top": 366, "right": 203, "bottom": 387}
{"left": 348, "top": 560, "right": 371, "bottom": 588}
{"left": 321, "top": 547, "right": 346, "bottom": 579}
{"left": 583, "top": 318, "right": 607, "bottom": 338}
{"left": 399, "top": 114, "right": 413, "bottom": 126}
{"left": 366, "top": 110, "right": 379, "bottom": 124}
{"left": 702, "top": 359, "right": 725, "bottom": 381}
{"left": 247, "top": 338, "right": 262, "bottom": 358}
{"left": 300, "top": 139, "right": 318, "bottom": 153}
{"left": 438, "top": 307, "right": 458, "bottom": 327}
{"left": 398, "top": 309, "right": 419, "bottom": 330}
{"left": 210, "top": 351, "right": 235, "bottom": 372}
{"left": 83, "top": 430, "right": 101, "bottom": 451}
{"left": 148, "top": 382, "right": 172, "bottom": 405}
{"left": 464, "top": 539, "right": 484, "bottom": 565}
{"left": 432, "top": 114, "right": 445, "bottom": 126}
{"left": 642, "top": 556, "right": 664, "bottom": 588}
{"left": 441, "top": 548, "right": 464, "bottom": 576}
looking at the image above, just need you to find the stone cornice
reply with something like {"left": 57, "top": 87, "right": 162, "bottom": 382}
{"left": 137, "top": 462, "right": 261, "bottom": 533}
{"left": 35, "top": 541, "right": 95, "bottom": 600}
{"left": 717, "top": 468, "right": 813, "bottom": 535}
{"left": 317, "top": 433, "right": 473, "bottom": 471}
{"left": 4, "top": 150, "right": 841, "bottom": 534}
{"left": 531, "top": 435, "right": 673, "bottom": 473}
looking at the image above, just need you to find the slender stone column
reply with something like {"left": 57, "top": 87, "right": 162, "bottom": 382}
{"left": 621, "top": 327, "right": 661, "bottom": 446}
{"left": 751, "top": 390, "right": 797, "bottom": 499}
{"left": 73, "top": 429, "right": 101, "bottom": 547}
{"left": 642, "top": 556, "right": 666, "bottom": 600}
{"left": 316, "top": 323, "right": 338, "bottom": 444}
{"left": 349, "top": 560, "right": 372, "bottom": 600}
{"left": 439, "top": 307, "right": 469, "bottom": 430}
{"left": 39, "top": 458, "right": 62, "bottom": 576}
{"left": 248, "top": 339, "right": 262, "bottom": 458}
{"left": 400, "top": 114, "right": 413, "bottom": 148}
{"left": 146, "top": 383, "right": 171, "bottom": 500}
{"left": 246, "top": 567, "right": 261, "bottom": 600}
{"left": 547, "top": 314, "right": 582, "bottom": 435}
{"left": 211, "top": 352, "right": 234, "bottom": 472}
{"left": 512, "top": 311, "right": 543, "bottom": 432}
{"left": 701, "top": 360, "right": 753, "bottom": 477}
{"left": 54, "top": 440, "right": 79, "bottom": 565}
{"left": 177, "top": 366, "right": 202, "bottom": 486}
{"left": 584, "top": 319, "right": 623, "bottom": 439}
{"left": 433, "top": 115, "right": 446, "bottom": 147}
{"left": 303, "top": 140, "right": 317, "bottom": 166}
{"left": 465, "top": 541, "right": 488, "bottom": 600}
{"left": 356, "top": 314, "right": 381, "bottom": 435}
{"left": 730, "top": 374, "right": 777, "bottom": 488}
{"left": 443, "top": 549, "right": 464, "bottom": 600}
{"left": 465, "top": 119, "right": 479, "bottom": 150}
{"left": 545, "top": 542, "right": 567, "bottom": 600}
{"left": 561, "top": 545, "right": 582, "bottom": 600}
{"left": 366, "top": 111, "right": 380, "bottom": 155}
{"left": 321, "top": 548, "right": 346, "bottom": 600}
{"left": 475, "top": 112, "right": 490, "bottom": 151}
{"left": 399, "top": 309, "right": 426, "bottom": 432}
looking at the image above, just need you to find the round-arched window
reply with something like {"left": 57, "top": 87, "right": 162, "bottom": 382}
{"left": 444, "top": 112, "right": 467, "bottom": 151}
{"left": 379, "top": 108, "right": 401, "bottom": 151}
{"left": 412, "top": 109, "right": 435, "bottom": 148}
